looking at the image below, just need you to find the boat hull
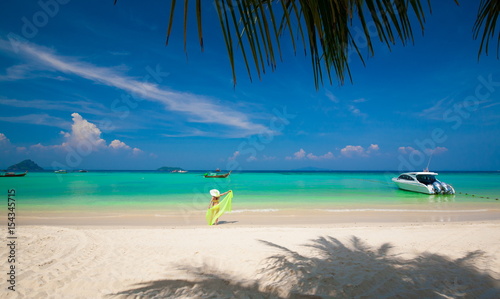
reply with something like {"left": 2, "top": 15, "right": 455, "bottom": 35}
{"left": 204, "top": 172, "right": 231, "bottom": 178}
{"left": 392, "top": 178, "right": 434, "bottom": 194}
{"left": 0, "top": 171, "right": 28, "bottom": 177}
{"left": 392, "top": 172, "right": 455, "bottom": 195}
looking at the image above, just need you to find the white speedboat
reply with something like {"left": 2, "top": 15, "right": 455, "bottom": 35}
{"left": 392, "top": 172, "right": 455, "bottom": 195}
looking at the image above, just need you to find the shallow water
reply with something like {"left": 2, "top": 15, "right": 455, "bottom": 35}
{"left": 2, "top": 171, "right": 499, "bottom": 213}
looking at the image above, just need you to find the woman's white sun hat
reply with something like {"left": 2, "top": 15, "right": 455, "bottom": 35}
{"left": 210, "top": 189, "right": 220, "bottom": 197}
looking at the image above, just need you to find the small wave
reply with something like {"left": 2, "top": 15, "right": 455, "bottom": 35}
{"left": 319, "top": 209, "right": 489, "bottom": 213}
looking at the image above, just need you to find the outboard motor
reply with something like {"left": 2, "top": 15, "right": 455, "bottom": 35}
{"left": 432, "top": 181, "right": 444, "bottom": 194}
{"left": 440, "top": 182, "right": 455, "bottom": 194}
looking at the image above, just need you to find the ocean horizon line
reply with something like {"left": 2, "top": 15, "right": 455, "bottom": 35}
{"left": 8, "top": 169, "right": 500, "bottom": 173}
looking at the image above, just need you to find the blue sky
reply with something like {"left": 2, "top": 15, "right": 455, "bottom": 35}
{"left": 0, "top": 1, "right": 498, "bottom": 171}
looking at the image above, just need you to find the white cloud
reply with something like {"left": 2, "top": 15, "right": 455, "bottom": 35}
{"left": 0, "top": 133, "right": 9, "bottom": 144}
{"left": 30, "top": 143, "right": 50, "bottom": 151}
{"left": 398, "top": 146, "right": 420, "bottom": 155}
{"left": 247, "top": 156, "right": 258, "bottom": 162}
{"left": 417, "top": 97, "right": 453, "bottom": 120}
{"left": 325, "top": 90, "right": 339, "bottom": 103}
{"left": 0, "top": 133, "right": 12, "bottom": 151}
{"left": 432, "top": 147, "right": 448, "bottom": 155}
{"left": 132, "top": 148, "right": 143, "bottom": 156}
{"left": 0, "top": 113, "right": 71, "bottom": 129}
{"left": 287, "top": 149, "right": 334, "bottom": 161}
{"left": 0, "top": 98, "right": 108, "bottom": 116}
{"left": 368, "top": 144, "right": 379, "bottom": 152}
{"left": 423, "top": 147, "right": 448, "bottom": 155}
{"left": 0, "top": 64, "right": 32, "bottom": 81}
{"left": 0, "top": 38, "right": 272, "bottom": 138}
{"left": 0, "top": 133, "right": 25, "bottom": 153}
{"left": 227, "top": 150, "right": 259, "bottom": 162}
{"left": 341, "top": 144, "right": 379, "bottom": 157}
{"left": 109, "top": 139, "right": 131, "bottom": 150}
{"left": 60, "top": 131, "right": 71, "bottom": 138}
{"left": 228, "top": 151, "right": 240, "bottom": 161}
{"left": 347, "top": 105, "right": 367, "bottom": 118}
{"left": 341, "top": 145, "right": 365, "bottom": 157}
{"left": 63, "top": 113, "right": 106, "bottom": 150}
{"left": 22, "top": 113, "right": 143, "bottom": 157}
{"left": 286, "top": 148, "right": 306, "bottom": 160}
{"left": 0, "top": 63, "right": 73, "bottom": 82}
{"left": 307, "top": 152, "right": 334, "bottom": 160}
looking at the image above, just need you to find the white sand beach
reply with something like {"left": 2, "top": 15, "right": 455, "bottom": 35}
{"left": 2, "top": 211, "right": 500, "bottom": 298}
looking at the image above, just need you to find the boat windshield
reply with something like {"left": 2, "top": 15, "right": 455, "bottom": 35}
{"left": 416, "top": 174, "right": 437, "bottom": 185}
{"left": 397, "top": 174, "right": 414, "bottom": 181}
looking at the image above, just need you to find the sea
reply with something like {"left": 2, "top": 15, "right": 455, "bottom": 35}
{"left": 2, "top": 171, "right": 499, "bottom": 216}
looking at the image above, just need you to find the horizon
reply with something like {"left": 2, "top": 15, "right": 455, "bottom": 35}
{"left": 1, "top": 1, "right": 499, "bottom": 171}
{"left": 3, "top": 159, "right": 499, "bottom": 173}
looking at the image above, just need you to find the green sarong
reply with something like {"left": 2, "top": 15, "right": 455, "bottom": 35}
{"left": 206, "top": 191, "right": 233, "bottom": 225}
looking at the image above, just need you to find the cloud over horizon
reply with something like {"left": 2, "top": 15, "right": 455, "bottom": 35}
{"left": 0, "top": 113, "right": 143, "bottom": 168}
{"left": 340, "top": 144, "right": 379, "bottom": 158}
{"left": 286, "top": 148, "right": 335, "bottom": 161}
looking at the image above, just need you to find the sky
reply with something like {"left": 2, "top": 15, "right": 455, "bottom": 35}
{"left": 0, "top": 1, "right": 499, "bottom": 171}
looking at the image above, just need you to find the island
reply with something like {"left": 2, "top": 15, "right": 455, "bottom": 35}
{"left": 6, "top": 159, "right": 44, "bottom": 171}
{"left": 157, "top": 166, "right": 186, "bottom": 172}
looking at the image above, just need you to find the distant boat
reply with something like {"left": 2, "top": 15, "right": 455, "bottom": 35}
{"left": 215, "top": 168, "right": 221, "bottom": 172}
{"left": 0, "top": 171, "right": 28, "bottom": 177}
{"left": 54, "top": 170, "right": 67, "bottom": 174}
{"left": 78, "top": 170, "right": 88, "bottom": 173}
{"left": 171, "top": 169, "right": 188, "bottom": 173}
{"left": 392, "top": 171, "right": 455, "bottom": 195}
{"left": 204, "top": 171, "right": 231, "bottom": 178}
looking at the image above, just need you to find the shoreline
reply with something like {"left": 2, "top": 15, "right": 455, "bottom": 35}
{"left": 10, "top": 204, "right": 500, "bottom": 226}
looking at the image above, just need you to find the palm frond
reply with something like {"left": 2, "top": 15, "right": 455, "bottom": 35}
{"left": 473, "top": 0, "right": 500, "bottom": 58}
{"left": 152, "top": 0, "right": 498, "bottom": 88}
{"left": 189, "top": 0, "right": 428, "bottom": 88}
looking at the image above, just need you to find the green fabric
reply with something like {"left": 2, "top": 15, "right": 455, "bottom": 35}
{"left": 206, "top": 191, "right": 233, "bottom": 225}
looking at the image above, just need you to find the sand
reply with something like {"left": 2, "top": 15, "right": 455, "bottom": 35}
{"left": 2, "top": 211, "right": 500, "bottom": 298}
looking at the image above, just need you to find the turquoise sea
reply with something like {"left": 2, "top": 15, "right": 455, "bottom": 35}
{"left": 1, "top": 171, "right": 499, "bottom": 214}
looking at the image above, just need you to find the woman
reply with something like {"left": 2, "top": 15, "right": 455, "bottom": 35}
{"left": 208, "top": 189, "right": 231, "bottom": 225}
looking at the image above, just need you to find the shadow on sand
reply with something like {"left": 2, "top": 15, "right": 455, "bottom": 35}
{"left": 109, "top": 236, "right": 499, "bottom": 298}
{"left": 216, "top": 220, "right": 239, "bottom": 225}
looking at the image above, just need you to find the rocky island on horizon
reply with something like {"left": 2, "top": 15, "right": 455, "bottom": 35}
{"left": 5, "top": 159, "right": 44, "bottom": 172}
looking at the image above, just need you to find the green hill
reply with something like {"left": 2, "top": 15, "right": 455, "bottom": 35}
{"left": 6, "top": 159, "right": 44, "bottom": 171}
{"left": 157, "top": 166, "right": 185, "bottom": 172}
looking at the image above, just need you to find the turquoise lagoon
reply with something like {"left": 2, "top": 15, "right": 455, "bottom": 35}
{"left": 1, "top": 171, "right": 499, "bottom": 214}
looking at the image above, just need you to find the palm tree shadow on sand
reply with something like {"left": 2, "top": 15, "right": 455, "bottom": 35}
{"left": 109, "top": 236, "right": 499, "bottom": 298}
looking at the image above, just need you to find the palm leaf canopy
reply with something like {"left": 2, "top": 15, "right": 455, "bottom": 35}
{"left": 116, "top": 0, "right": 499, "bottom": 88}
{"left": 474, "top": 0, "right": 500, "bottom": 58}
